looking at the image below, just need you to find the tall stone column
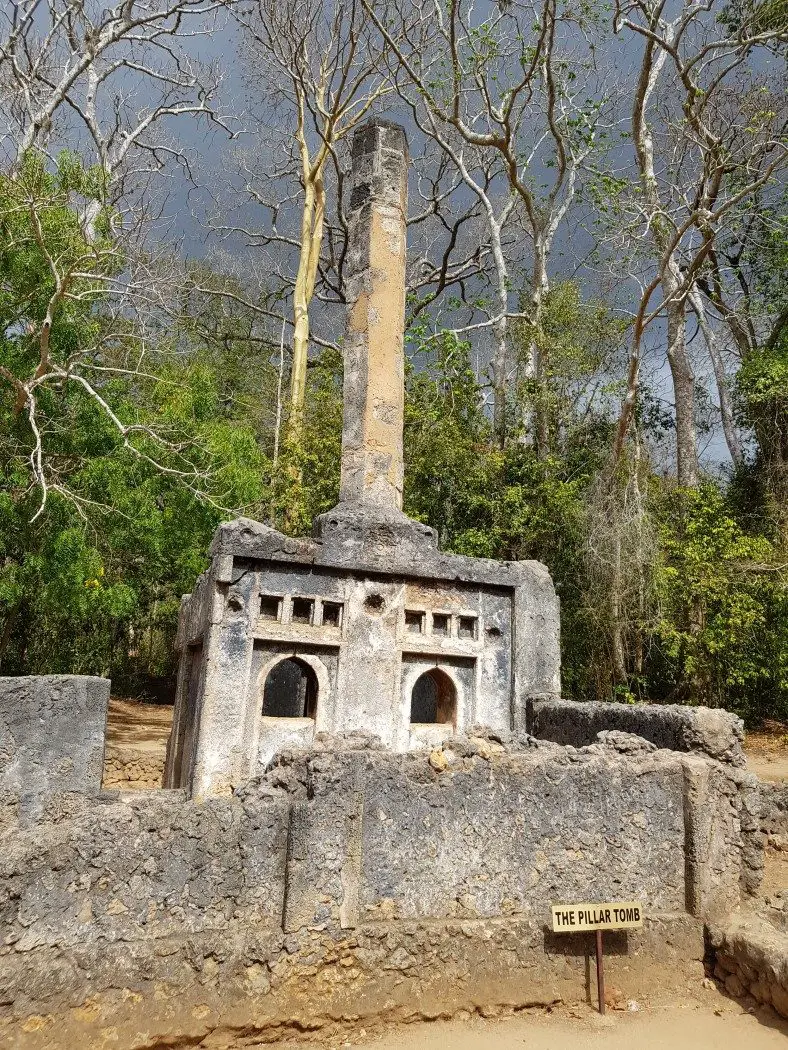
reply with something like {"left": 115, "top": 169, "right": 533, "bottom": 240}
{"left": 339, "top": 121, "right": 408, "bottom": 510}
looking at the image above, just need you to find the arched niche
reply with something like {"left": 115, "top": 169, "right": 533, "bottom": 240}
{"left": 410, "top": 667, "right": 457, "bottom": 726}
{"left": 261, "top": 656, "right": 318, "bottom": 719}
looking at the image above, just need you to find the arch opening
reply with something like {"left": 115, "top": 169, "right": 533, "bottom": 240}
{"left": 262, "top": 657, "right": 318, "bottom": 719}
{"left": 410, "top": 668, "right": 456, "bottom": 725}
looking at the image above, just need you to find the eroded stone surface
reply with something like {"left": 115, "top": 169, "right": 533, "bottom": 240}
{"left": 530, "top": 698, "right": 745, "bottom": 766}
{"left": 708, "top": 910, "right": 788, "bottom": 1019}
{"left": 760, "top": 780, "right": 788, "bottom": 850}
{"left": 0, "top": 672, "right": 772, "bottom": 1048}
{"left": 0, "top": 676, "right": 108, "bottom": 820}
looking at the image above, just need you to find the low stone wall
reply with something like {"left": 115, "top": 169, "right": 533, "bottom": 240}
{"left": 0, "top": 735, "right": 760, "bottom": 1048}
{"left": 102, "top": 745, "right": 165, "bottom": 790}
{"left": 0, "top": 678, "right": 767, "bottom": 1048}
{"left": 760, "top": 780, "right": 788, "bottom": 850}
{"left": 0, "top": 676, "right": 108, "bottom": 822}
{"left": 529, "top": 698, "right": 745, "bottom": 765}
{"left": 708, "top": 912, "right": 788, "bottom": 1019}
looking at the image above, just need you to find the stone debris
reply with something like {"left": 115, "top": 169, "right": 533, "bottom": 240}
{"left": 707, "top": 911, "right": 788, "bottom": 1020}
{"left": 530, "top": 698, "right": 745, "bottom": 766}
{"left": 593, "top": 731, "right": 658, "bottom": 756}
{"left": 428, "top": 749, "right": 449, "bottom": 772}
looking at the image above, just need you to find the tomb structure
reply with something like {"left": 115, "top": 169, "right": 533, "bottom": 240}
{"left": 2, "top": 118, "right": 783, "bottom": 1050}
{"left": 164, "top": 121, "right": 560, "bottom": 797}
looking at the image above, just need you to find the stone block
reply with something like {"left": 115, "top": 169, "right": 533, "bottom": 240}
{"left": 529, "top": 698, "right": 744, "bottom": 765}
{"left": 0, "top": 676, "right": 109, "bottom": 818}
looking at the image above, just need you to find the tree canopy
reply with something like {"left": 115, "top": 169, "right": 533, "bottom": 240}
{"left": 1, "top": 0, "right": 786, "bottom": 725}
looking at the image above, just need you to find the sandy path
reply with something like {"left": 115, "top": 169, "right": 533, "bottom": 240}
{"left": 747, "top": 752, "right": 788, "bottom": 783}
{"left": 105, "top": 697, "right": 173, "bottom": 753}
{"left": 311, "top": 1005, "right": 788, "bottom": 1050}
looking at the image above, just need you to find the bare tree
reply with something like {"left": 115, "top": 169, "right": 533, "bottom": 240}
{"left": 687, "top": 283, "right": 742, "bottom": 467}
{"left": 0, "top": 0, "right": 240, "bottom": 516}
{"left": 226, "top": 0, "right": 394, "bottom": 449}
{"left": 218, "top": 0, "right": 491, "bottom": 465}
{"left": 610, "top": 0, "right": 787, "bottom": 486}
{"left": 1, "top": 1, "right": 231, "bottom": 212}
{"left": 367, "top": 0, "right": 611, "bottom": 448}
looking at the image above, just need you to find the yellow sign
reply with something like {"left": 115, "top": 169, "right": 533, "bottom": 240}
{"left": 551, "top": 901, "right": 644, "bottom": 932}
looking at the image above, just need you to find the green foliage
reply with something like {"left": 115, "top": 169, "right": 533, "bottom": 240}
{"left": 403, "top": 326, "right": 600, "bottom": 702}
{"left": 0, "top": 361, "right": 269, "bottom": 684}
{"left": 267, "top": 347, "right": 344, "bottom": 535}
{"left": 1, "top": 153, "right": 112, "bottom": 380}
{"left": 1, "top": 169, "right": 785, "bottom": 727}
{"left": 648, "top": 483, "right": 787, "bottom": 724}
{"left": 719, "top": 0, "right": 788, "bottom": 35}
{"left": 0, "top": 167, "right": 271, "bottom": 688}
{"left": 402, "top": 311, "right": 786, "bottom": 725}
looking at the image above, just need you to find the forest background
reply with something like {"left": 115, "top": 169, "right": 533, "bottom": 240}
{"left": 1, "top": 0, "right": 786, "bottom": 724}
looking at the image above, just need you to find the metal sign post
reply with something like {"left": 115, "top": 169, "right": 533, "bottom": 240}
{"left": 595, "top": 929, "right": 605, "bottom": 1015}
{"left": 550, "top": 900, "right": 644, "bottom": 1015}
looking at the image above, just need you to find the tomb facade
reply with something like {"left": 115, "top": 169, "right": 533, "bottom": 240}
{"left": 164, "top": 121, "right": 560, "bottom": 797}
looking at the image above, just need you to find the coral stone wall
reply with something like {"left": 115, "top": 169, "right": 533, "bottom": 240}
{"left": 529, "top": 698, "right": 745, "bottom": 766}
{"left": 0, "top": 676, "right": 769, "bottom": 1049}
{"left": 0, "top": 676, "right": 108, "bottom": 822}
{"left": 708, "top": 913, "right": 788, "bottom": 1020}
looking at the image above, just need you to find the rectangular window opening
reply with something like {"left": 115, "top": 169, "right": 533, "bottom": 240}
{"left": 405, "top": 610, "right": 425, "bottom": 634}
{"left": 260, "top": 595, "right": 282, "bottom": 620}
{"left": 321, "top": 601, "right": 343, "bottom": 628}
{"left": 432, "top": 613, "right": 450, "bottom": 636}
{"left": 292, "top": 597, "right": 315, "bottom": 624}
{"left": 458, "top": 615, "right": 478, "bottom": 640}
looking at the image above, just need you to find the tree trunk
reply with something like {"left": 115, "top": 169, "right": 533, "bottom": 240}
{"left": 492, "top": 316, "right": 509, "bottom": 445}
{"left": 610, "top": 524, "right": 628, "bottom": 688}
{"left": 689, "top": 286, "right": 742, "bottom": 468}
{"left": 287, "top": 174, "right": 325, "bottom": 446}
{"left": 665, "top": 297, "right": 699, "bottom": 488}
{"left": 531, "top": 245, "right": 551, "bottom": 459}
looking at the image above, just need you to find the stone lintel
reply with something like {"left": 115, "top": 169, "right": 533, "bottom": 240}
{"left": 208, "top": 517, "right": 552, "bottom": 593}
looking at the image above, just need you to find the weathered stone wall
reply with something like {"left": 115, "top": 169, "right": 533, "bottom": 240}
{"left": 0, "top": 676, "right": 108, "bottom": 822}
{"left": 170, "top": 521, "right": 561, "bottom": 797}
{"left": 102, "top": 745, "right": 165, "bottom": 790}
{"left": 0, "top": 675, "right": 767, "bottom": 1048}
{"left": 529, "top": 698, "right": 745, "bottom": 766}
{"left": 707, "top": 912, "right": 788, "bottom": 1019}
{"left": 760, "top": 780, "right": 788, "bottom": 850}
{"left": 1, "top": 727, "right": 761, "bottom": 1048}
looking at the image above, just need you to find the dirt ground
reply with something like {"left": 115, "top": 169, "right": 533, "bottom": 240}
{"left": 104, "top": 697, "right": 173, "bottom": 753}
{"left": 102, "top": 697, "right": 173, "bottom": 788}
{"left": 264, "top": 1000, "right": 788, "bottom": 1050}
{"left": 745, "top": 721, "right": 788, "bottom": 783}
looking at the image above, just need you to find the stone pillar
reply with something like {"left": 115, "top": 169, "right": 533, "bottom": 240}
{"left": 339, "top": 121, "right": 408, "bottom": 510}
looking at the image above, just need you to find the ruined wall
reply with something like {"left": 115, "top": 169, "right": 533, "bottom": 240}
{"left": 0, "top": 676, "right": 108, "bottom": 822}
{"left": 0, "top": 676, "right": 766, "bottom": 1048}
{"left": 1, "top": 728, "right": 760, "bottom": 1049}
{"left": 760, "top": 780, "right": 788, "bottom": 849}
{"left": 102, "top": 745, "right": 166, "bottom": 789}
{"left": 707, "top": 912, "right": 788, "bottom": 1020}
{"left": 529, "top": 698, "right": 745, "bottom": 766}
